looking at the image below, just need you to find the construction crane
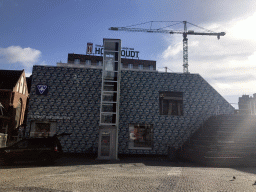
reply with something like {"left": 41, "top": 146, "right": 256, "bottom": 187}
{"left": 109, "top": 21, "right": 225, "bottom": 73}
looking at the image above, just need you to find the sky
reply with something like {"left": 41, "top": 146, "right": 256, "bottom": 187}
{"left": 1, "top": 0, "right": 256, "bottom": 108}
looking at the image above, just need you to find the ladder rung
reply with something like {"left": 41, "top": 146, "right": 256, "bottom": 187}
{"left": 100, "top": 123, "right": 117, "bottom": 126}
{"left": 104, "top": 80, "right": 118, "bottom": 83}
{"left": 101, "top": 112, "right": 117, "bottom": 115}
{"left": 102, "top": 91, "right": 117, "bottom": 93}
{"left": 104, "top": 70, "right": 118, "bottom": 72}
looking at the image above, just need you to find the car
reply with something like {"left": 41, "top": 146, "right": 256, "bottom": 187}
{"left": 0, "top": 134, "right": 66, "bottom": 165}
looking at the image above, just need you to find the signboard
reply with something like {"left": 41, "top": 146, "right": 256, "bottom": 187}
{"left": 87, "top": 42, "right": 93, "bottom": 54}
{"left": 87, "top": 43, "right": 139, "bottom": 58}
{"left": 36, "top": 84, "right": 48, "bottom": 95}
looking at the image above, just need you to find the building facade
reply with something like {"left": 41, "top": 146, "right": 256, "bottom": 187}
{"left": 238, "top": 94, "right": 256, "bottom": 115}
{"left": 26, "top": 61, "right": 234, "bottom": 155}
{"left": 0, "top": 70, "right": 29, "bottom": 144}
{"left": 58, "top": 53, "right": 156, "bottom": 71}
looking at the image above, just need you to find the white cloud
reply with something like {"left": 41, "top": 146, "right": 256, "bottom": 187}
{"left": 0, "top": 46, "right": 41, "bottom": 68}
{"left": 158, "top": 12, "right": 256, "bottom": 106}
{"left": 162, "top": 42, "right": 182, "bottom": 58}
{"left": 230, "top": 12, "right": 256, "bottom": 40}
{"left": 25, "top": 72, "right": 32, "bottom": 77}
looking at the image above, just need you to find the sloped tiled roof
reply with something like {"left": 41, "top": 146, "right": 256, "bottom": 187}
{"left": 0, "top": 70, "right": 23, "bottom": 90}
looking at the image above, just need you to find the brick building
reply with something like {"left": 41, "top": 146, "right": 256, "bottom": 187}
{"left": 0, "top": 70, "right": 29, "bottom": 143}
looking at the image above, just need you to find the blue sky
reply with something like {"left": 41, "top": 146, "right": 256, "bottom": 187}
{"left": 1, "top": 0, "right": 256, "bottom": 108}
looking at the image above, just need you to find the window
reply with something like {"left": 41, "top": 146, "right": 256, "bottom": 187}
{"left": 97, "top": 61, "right": 103, "bottom": 66}
{"left": 159, "top": 91, "right": 183, "bottom": 116}
{"left": 85, "top": 60, "right": 91, "bottom": 65}
{"left": 128, "top": 64, "right": 133, "bottom": 69}
{"left": 138, "top": 65, "right": 143, "bottom": 70}
{"left": 129, "top": 124, "right": 153, "bottom": 149}
{"left": 149, "top": 65, "right": 154, "bottom": 70}
{"left": 0, "top": 103, "right": 4, "bottom": 116}
{"left": 23, "top": 85, "right": 26, "bottom": 95}
{"left": 19, "top": 76, "right": 24, "bottom": 93}
{"left": 17, "top": 83, "right": 19, "bottom": 92}
{"left": 30, "top": 121, "right": 57, "bottom": 137}
{"left": 74, "top": 59, "right": 80, "bottom": 64}
{"left": 15, "top": 99, "right": 22, "bottom": 128}
{"left": 34, "top": 123, "right": 51, "bottom": 137}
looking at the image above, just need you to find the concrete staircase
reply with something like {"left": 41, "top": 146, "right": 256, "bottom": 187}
{"left": 181, "top": 115, "right": 256, "bottom": 167}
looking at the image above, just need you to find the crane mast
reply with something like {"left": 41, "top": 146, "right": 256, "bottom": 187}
{"left": 109, "top": 21, "right": 225, "bottom": 73}
{"left": 183, "top": 21, "right": 188, "bottom": 73}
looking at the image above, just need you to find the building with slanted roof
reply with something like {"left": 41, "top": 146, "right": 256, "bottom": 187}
{"left": 0, "top": 69, "right": 29, "bottom": 144}
{"left": 27, "top": 54, "right": 234, "bottom": 156}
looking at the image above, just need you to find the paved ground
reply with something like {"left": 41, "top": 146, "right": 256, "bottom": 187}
{"left": 1, "top": 155, "right": 256, "bottom": 192}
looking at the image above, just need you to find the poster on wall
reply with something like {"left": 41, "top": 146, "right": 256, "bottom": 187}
{"left": 129, "top": 124, "right": 153, "bottom": 149}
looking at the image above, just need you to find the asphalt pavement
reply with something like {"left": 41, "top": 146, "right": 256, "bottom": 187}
{"left": 1, "top": 155, "right": 256, "bottom": 192}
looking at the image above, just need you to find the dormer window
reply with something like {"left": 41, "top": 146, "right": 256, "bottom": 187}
{"left": 86, "top": 60, "right": 91, "bottom": 65}
{"left": 128, "top": 64, "right": 133, "bottom": 69}
{"left": 138, "top": 65, "right": 143, "bottom": 70}
{"left": 97, "top": 61, "right": 103, "bottom": 66}
{"left": 74, "top": 59, "right": 80, "bottom": 64}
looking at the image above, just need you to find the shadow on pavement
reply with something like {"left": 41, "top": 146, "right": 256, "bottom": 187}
{"left": 4, "top": 153, "right": 254, "bottom": 170}
{"left": 0, "top": 153, "right": 200, "bottom": 169}
{"left": 232, "top": 167, "right": 256, "bottom": 175}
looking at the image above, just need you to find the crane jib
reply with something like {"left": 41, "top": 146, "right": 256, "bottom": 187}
{"left": 109, "top": 21, "right": 226, "bottom": 73}
{"left": 186, "top": 32, "right": 226, "bottom": 36}
{"left": 169, "top": 31, "right": 226, "bottom": 36}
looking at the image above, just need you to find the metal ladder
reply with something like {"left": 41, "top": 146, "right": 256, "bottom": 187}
{"left": 100, "top": 39, "right": 121, "bottom": 126}
{"left": 98, "top": 39, "right": 121, "bottom": 160}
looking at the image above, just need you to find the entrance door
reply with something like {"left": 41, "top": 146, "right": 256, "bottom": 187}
{"left": 97, "top": 128, "right": 118, "bottom": 160}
